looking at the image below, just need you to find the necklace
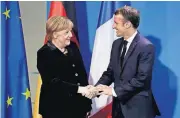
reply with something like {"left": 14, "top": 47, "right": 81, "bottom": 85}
{"left": 63, "top": 48, "right": 66, "bottom": 53}
{"left": 63, "top": 48, "right": 68, "bottom": 55}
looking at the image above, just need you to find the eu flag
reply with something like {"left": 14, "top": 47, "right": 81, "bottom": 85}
{"left": 1, "top": 1, "right": 32, "bottom": 118}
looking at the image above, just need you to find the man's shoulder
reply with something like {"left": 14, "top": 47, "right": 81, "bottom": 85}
{"left": 136, "top": 35, "right": 155, "bottom": 53}
{"left": 114, "top": 37, "right": 123, "bottom": 42}
{"left": 112, "top": 37, "right": 123, "bottom": 46}
{"left": 138, "top": 34, "right": 154, "bottom": 47}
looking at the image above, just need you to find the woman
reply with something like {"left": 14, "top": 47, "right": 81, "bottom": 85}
{"left": 37, "top": 16, "right": 92, "bottom": 118}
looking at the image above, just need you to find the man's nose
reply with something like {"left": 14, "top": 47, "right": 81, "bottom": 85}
{"left": 112, "top": 24, "right": 115, "bottom": 29}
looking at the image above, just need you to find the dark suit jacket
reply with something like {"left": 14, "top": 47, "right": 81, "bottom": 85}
{"left": 96, "top": 33, "right": 161, "bottom": 118}
{"left": 37, "top": 41, "right": 92, "bottom": 118}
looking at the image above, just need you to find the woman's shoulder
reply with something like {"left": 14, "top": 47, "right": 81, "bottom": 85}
{"left": 37, "top": 44, "right": 51, "bottom": 56}
{"left": 68, "top": 41, "right": 79, "bottom": 50}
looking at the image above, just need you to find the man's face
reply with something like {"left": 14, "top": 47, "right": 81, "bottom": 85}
{"left": 112, "top": 14, "right": 127, "bottom": 37}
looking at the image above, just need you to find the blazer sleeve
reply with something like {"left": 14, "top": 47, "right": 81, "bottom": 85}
{"left": 114, "top": 44, "right": 155, "bottom": 101}
{"left": 37, "top": 49, "right": 78, "bottom": 94}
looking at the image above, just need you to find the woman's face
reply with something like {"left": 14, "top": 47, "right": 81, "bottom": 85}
{"left": 53, "top": 27, "right": 73, "bottom": 47}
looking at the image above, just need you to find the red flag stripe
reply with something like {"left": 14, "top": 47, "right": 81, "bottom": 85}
{"left": 48, "top": 1, "right": 66, "bottom": 18}
{"left": 90, "top": 102, "right": 112, "bottom": 118}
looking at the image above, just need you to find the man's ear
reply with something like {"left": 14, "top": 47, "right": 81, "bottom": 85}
{"left": 125, "top": 21, "right": 131, "bottom": 29}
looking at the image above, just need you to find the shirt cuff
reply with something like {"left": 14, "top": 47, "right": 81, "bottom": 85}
{"left": 112, "top": 88, "right": 117, "bottom": 97}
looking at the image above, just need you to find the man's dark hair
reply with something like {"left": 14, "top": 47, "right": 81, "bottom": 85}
{"left": 114, "top": 6, "right": 140, "bottom": 29}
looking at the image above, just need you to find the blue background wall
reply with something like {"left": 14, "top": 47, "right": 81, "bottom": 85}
{"left": 48, "top": 2, "right": 180, "bottom": 118}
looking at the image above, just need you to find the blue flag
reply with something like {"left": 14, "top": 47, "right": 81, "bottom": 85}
{"left": 1, "top": 1, "right": 32, "bottom": 118}
{"left": 98, "top": 1, "right": 131, "bottom": 27}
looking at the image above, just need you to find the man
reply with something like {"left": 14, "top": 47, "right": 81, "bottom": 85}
{"left": 89, "top": 6, "right": 161, "bottom": 118}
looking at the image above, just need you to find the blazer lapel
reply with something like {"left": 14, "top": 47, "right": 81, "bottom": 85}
{"left": 121, "top": 33, "right": 140, "bottom": 70}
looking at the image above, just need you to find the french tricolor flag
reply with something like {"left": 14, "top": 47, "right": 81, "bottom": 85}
{"left": 89, "top": 1, "right": 131, "bottom": 118}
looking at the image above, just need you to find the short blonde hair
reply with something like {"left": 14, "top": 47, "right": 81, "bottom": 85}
{"left": 46, "top": 16, "right": 73, "bottom": 40}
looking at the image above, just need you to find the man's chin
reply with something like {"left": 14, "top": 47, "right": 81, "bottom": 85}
{"left": 116, "top": 34, "right": 122, "bottom": 37}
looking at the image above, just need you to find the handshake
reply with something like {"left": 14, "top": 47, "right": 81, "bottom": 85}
{"left": 77, "top": 84, "right": 112, "bottom": 99}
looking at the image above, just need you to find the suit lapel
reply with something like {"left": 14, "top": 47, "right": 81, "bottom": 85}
{"left": 121, "top": 33, "right": 140, "bottom": 70}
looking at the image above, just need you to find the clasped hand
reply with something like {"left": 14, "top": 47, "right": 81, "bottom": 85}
{"left": 77, "top": 84, "right": 113, "bottom": 99}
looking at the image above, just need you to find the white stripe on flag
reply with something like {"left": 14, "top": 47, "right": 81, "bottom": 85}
{"left": 89, "top": 17, "right": 118, "bottom": 116}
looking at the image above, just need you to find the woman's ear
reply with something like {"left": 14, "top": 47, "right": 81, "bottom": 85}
{"left": 53, "top": 32, "right": 57, "bottom": 39}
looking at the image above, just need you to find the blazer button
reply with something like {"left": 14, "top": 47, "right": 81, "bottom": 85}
{"left": 77, "top": 83, "right": 80, "bottom": 86}
{"left": 72, "top": 64, "right": 75, "bottom": 67}
{"left": 75, "top": 73, "right": 78, "bottom": 76}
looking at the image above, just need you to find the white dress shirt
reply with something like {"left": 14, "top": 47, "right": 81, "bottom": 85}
{"left": 112, "top": 31, "right": 138, "bottom": 97}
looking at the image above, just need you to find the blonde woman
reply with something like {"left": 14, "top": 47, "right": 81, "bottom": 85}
{"left": 37, "top": 16, "right": 92, "bottom": 118}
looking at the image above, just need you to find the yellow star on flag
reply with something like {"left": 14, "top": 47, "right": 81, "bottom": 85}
{"left": 6, "top": 96, "right": 13, "bottom": 107}
{"left": 22, "top": 88, "right": 31, "bottom": 100}
{"left": 2, "top": 7, "right": 10, "bottom": 20}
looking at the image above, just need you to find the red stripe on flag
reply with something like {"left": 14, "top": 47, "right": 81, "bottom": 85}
{"left": 90, "top": 102, "right": 112, "bottom": 118}
{"left": 48, "top": 1, "right": 66, "bottom": 18}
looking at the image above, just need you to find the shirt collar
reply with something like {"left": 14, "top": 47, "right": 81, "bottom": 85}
{"left": 125, "top": 30, "right": 138, "bottom": 43}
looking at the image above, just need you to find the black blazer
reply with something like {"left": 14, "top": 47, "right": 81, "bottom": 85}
{"left": 96, "top": 33, "right": 160, "bottom": 118}
{"left": 37, "top": 41, "right": 92, "bottom": 118}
